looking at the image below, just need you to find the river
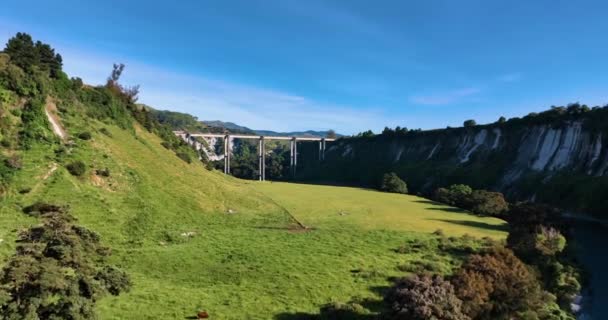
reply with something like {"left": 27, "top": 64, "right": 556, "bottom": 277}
{"left": 571, "top": 219, "right": 608, "bottom": 319}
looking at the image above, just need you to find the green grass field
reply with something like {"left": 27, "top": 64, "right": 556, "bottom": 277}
{"left": 0, "top": 119, "right": 507, "bottom": 319}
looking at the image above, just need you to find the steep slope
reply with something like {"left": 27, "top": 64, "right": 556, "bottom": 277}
{"left": 299, "top": 106, "right": 608, "bottom": 216}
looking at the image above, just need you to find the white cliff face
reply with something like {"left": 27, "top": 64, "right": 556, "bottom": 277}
{"left": 427, "top": 142, "right": 440, "bottom": 160}
{"left": 491, "top": 128, "right": 502, "bottom": 149}
{"left": 588, "top": 134, "right": 602, "bottom": 173}
{"left": 460, "top": 129, "right": 488, "bottom": 163}
{"left": 531, "top": 128, "right": 562, "bottom": 171}
{"left": 549, "top": 122, "right": 583, "bottom": 170}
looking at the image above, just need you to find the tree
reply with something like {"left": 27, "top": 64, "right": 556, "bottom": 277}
{"left": 0, "top": 207, "right": 131, "bottom": 319}
{"left": 465, "top": 190, "right": 509, "bottom": 217}
{"left": 106, "top": 63, "right": 139, "bottom": 104}
{"left": 463, "top": 119, "right": 477, "bottom": 127}
{"left": 434, "top": 184, "right": 473, "bottom": 207}
{"left": 381, "top": 172, "right": 408, "bottom": 194}
{"left": 451, "top": 246, "right": 545, "bottom": 319}
{"left": 326, "top": 129, "right": 337, "bottom": 139}
{"left": 534, "top": 226, "right": 566, "bottom": 256}
{"left": 35, "top": 41, "right": 62, "bottom": 78}
{"left": 497, "top": 116, "right": 506, "bottom": 123}
{"left": 3, "top": 32, "right": 37, "bottom": 71}
{"left": 385, "top": 274, "right": 469, "bottom": 320}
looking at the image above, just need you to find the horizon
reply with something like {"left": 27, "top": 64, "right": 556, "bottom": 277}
{"left": 3, "top": 0, "right": 608, "bottom": 134}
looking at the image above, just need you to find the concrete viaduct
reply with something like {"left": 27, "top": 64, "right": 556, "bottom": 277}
{"left": 175, "top": 131, "right": 335, "bottom": 181}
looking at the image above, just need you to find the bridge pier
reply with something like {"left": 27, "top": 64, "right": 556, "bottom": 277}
{"left": 224, "top": 135, "right": 231, "bottom": 174}
{"left": 258, "top": 137, "right": 266, "bottom": 181}
{"left": 290, "top": 137, "right": 298, "bottom": 177}
{"left": 318, "top": 138, "right": 326, "bottom": 161}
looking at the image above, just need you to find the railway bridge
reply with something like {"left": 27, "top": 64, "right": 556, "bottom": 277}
{"left": 175, "top": 131, "right": 335, "bottom": 181}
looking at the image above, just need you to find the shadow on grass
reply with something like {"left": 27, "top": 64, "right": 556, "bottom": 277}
{"left": 273, "top": 285, "right": 389, "bottom": 320}
{"left": 426, "top": 206, "right": 468, "bottom": 213}
{"left": 428, "top": 218, "right": 508, "bottom": 232}
{"left": 413, "top": 199, "right": 443, "bottom": 205}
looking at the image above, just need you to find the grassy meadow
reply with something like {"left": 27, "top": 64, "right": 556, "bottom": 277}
{"left": 0, "top": 119, "right": 507, "bottom": 319}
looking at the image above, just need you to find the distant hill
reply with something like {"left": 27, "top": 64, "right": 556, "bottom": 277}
{"left": 202, "top": 120, "right": 341, "bottom": 138}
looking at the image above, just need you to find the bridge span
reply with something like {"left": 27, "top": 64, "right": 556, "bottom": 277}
{"left": 174, "top": 131, "right": 335, "bottom": 181}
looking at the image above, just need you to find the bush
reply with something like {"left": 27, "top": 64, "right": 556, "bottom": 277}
{"left": 451, "top": 246, "right": 545, "bottom": 319}
{"left": 95, "top": 168, "right": 111, "bottom": 177}
{"left": 3, "top": 155, "right": 22, "bottom": 169}
{"left": 466, "top": 190, "right": 509, "bottom": 217}
{"left": 78, "top": 131, "right": 92, "bottom": 140}
{"left": 0, "top": 205, "right": 131, "bottom": 319}
{"left": 385, "top": 273, "right": 469, "bottom": 320}
{"left": 99, "top": 127, "right": 112, "bottom": 137}
{"left": 176, "top": 151, "right": 192, "bottom": 164}
{"left": 434, "top": 184, "right": 472, "bottom": 207}
{"left": 23, "top": 201, "right": 67, "bottom": 216}
{"left": 380, "top": 172, "right": 408, "bottom": 194}
{"left": 66, "top": 160, "right": 86, "bottom": 176}
{"left": 463, "top": 119, "right": 477, "bottom": 127}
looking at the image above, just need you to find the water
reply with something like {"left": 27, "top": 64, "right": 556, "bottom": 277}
{"left": 570, "top": 219, "right": 608, "bottom": 319}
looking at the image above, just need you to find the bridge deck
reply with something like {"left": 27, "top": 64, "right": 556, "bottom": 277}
{"left": 177, "top": 132, "right": 336, "bottom": 141}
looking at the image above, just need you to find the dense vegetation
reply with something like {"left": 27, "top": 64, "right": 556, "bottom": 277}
{"left": 0, "top": 205, "right": 130, "bottom": 319}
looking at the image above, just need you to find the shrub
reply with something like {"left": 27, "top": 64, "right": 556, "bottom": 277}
{"left": 99, "top": 127, "right": 112, "bottom": 137}
{"left": 380, "top": 172, "right": 408, "bottom": 194}
{"left": 176, "top": 151, "right": 192, "bottom": 164}
{"left": 23, "top": 201, "right": 67, "bottom": 216}
{"left": 385, "top": 273, "right": 469, "bottom": 320}
{"left": 3, "top": 155, "right": 22, "bottom": 169}
{"left": 465, "top": 190, "right": 509, "bottom": 217}
{"left": 78, "top": 131, "right": 92, "bottom": 140}
{"left": 66, "top": 160, "right": 86, "bottom": 176}
{"left": 451, "top": 246, "right": 545, "bottom": 319}
{"left": 463, "top": 119, "right": 477, "bottom": 127}
{"left": 0, "top": 206, "right": 131, "bottom": 319}
{"left": 434, "top": 184, "right": 472, "bottom": 207}
{"left": 95, "top": 168, "right": 111, "bottom": 177}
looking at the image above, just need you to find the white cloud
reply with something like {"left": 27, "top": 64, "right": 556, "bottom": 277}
{"left": 409, "top": 87, "right": 481, "bottom": 106}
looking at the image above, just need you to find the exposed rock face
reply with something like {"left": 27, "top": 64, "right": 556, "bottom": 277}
{"left": 309, "top": 118, "right": 608, "bottom": 216}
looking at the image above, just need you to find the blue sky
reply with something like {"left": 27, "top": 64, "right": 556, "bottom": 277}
{"left": 2, "top": 0, "right": 608, "bottom": 134}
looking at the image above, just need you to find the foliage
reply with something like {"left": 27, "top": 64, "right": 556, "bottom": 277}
{"left": 451, "top": 246, "right": 546, "bottom": 319}
{"left": 78, "top": 131, "right": 92, "bottom": 140}
{"left": 465, "top": 190, "right": 509, "bottom": 217}
{"left": 534, "top": 226, "right": 566, "bottom": 256}
{"left": 434, "top": 184, "right": 472, "bottom": 207}
{"left": 19, "top": 98, "right": 53, "bottom": 148}
{"left": 380, "top": 172, "right": 408, "bottom": 194}
{"left": 0, "top": 207, "right": 130, "bottom": 319}
{"left": 66, "top": 160, "right": 86, "bottom": 176}
{"left": 3, "top": 32, "right": 63, "bottom": 78}
{"left": 463, "top": 119, "right": 477, "bottom": 127}
{"left": 176, "top": 151, "right": 192, "bottom": 164}
{"left": 385, "top": 274, "right": 469, "bottom": 320}
{"left": 326, "top": 129, "right": 337, "bottom": 139}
